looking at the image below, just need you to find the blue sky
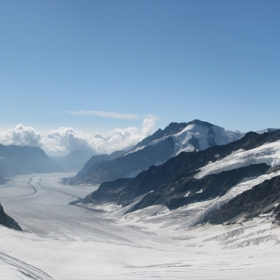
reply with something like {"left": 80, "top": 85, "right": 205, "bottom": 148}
{"left": 0, "top": 1, "right": 280, "bottom": 144}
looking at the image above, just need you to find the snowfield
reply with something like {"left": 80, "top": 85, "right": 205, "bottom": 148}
{"left": 195, "top": 141, "right": 280, "bottom": 179}
{"left": 1, "top": 173, "right": 280, "bottom": 279}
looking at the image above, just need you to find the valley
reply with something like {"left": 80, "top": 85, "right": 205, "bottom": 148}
{"left": 2, "top": 1, "right": 279, "bottom": 278}
{"left": 1, "top": 173, "right": 280, "bottom": 279}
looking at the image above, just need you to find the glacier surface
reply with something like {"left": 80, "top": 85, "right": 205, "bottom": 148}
{"left": 1, "top": 173, "right": 280, "bottom": 279}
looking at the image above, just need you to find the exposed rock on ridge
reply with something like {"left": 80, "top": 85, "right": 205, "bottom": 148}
{"left": 0, "top": 203, "right": 22, "bottom": 231}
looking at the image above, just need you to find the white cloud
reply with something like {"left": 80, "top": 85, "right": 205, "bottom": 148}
{"left": 67, "top": 110, "right": 138, "bottom": 120}
{"left": 0, "top": 117, "right": 157, "bottom": 156}
{"left": 141, "top": 116, "right": 157, "bottom": 136}
{"left": 41, "top": 127, "right": 95, "bottom": 155}
{"left": 0, "top": 124, "right": 42, "bottom": 147}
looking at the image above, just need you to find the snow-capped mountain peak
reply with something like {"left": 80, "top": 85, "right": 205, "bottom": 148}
{"left": 131, "top": 119, "right": 244, "bottom": 155}
{"left": 172, "top": 120, "right": 244, "bottom": 155}
{"left": 76, "top": 119, "right": 245, "bottom": 185}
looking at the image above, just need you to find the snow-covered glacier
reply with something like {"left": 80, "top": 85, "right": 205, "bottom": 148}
{"left": 1, "top": 173, "right": 280, "bottom": 279}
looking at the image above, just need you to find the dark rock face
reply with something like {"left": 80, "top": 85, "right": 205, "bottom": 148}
{"left": 0, "top": 203, "right": 22, "bottom": 231}
{"left": 85, "top": 129, "right": 280, "bottom": 224}
{"left": 206, "top": 175, "right": 280, "bottom": 224}
{"left": 134, "top": 122, "right": 189, "bottom": 149}
{"left": 130, "top": 163, "right": 270, "bottom": 213}
{"left": 207, "top": 127, "right": 218, "bottom": 147}
{"left": 0, "top": 144, "right": 64, "bottom": 178}
{"left": 88, "top": 158, "right": 269, "bottom": 212}
{"left": 79, "top": 137, "right": 175, "bottom": 184}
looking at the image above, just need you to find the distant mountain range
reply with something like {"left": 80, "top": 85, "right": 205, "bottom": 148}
{"left": 51, "top": 150, "right": 96, "bottom": 171}
{"left": 76, "top": 150, "right": 125, "bottom": 178}
{"left": 0, "top": 144, "right": 64, "bottom": 178}
{"left": 76, "top": 120, "right": 244, "bottom": 184}
{"left": 0, "top": 175, "right": 5, "bottom": 184}
{"left": 83, "top": 128, "right": 280, "bottom": 226}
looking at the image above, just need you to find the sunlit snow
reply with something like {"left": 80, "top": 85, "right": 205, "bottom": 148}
{"left": 173, "top": 123, "right": 243, "bottom": 155}
{"left": 1, "top": 173, "right": 280, "bottom": 279}
{"left": 195, "top": 141, "right": 280, "bottom": 179}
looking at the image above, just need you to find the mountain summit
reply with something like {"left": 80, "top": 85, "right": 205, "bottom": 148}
{"left": 134, "top": 119, "right": 243, "bottom": 155}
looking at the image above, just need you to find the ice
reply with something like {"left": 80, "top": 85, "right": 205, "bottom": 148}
{"left": 1, "top": 173, "right": 280, "bottom": 279}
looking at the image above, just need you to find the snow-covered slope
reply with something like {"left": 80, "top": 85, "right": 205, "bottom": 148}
{"left": 195, "top": 140, "right": 280, "bottom": 179}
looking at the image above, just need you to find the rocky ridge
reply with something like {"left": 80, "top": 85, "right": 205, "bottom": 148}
{"left": 83, "top": 129, "right": 280, "bottom": 225}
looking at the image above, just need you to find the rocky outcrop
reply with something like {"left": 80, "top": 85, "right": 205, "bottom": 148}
{"left": 0, "top": 203, "right": 22, "bottom": 231}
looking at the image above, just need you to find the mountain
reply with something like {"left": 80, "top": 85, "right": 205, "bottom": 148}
{"left": 0, "top": 203, "right": 21, "bottom": 230}
{"left": 75, "top": 150, "right": 125, "bottom": 180}
{"left": 0, "top": 175, "right": 5, "bottom": 184}
{"left": 0, "top": 144, "right": 64, "bottom": 178}
{"left": 52, "top": 150, "right": 96, "bottom": 171}
{"left": 76, "top": 138, "right": 174, "bottom": 184}
{"left": 257, "top": 128, "right": 278, "bottom": 134}
{"left": 134, "top": 119, "right": 243, "bottom": 155}
{"left": 83, "top": 129, "right": 280, "bottom": 226}
{"left": 76, "top": 120, "right": 243, "bottom": 184}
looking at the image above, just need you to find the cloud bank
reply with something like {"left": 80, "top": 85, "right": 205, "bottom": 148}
{"left": 0, "top": 117, "right": 156, "bottom": 156}
{"left": 0, "top": 124, "right": 42, "bottom": 147}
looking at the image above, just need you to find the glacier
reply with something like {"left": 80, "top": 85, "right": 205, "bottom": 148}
{"left": 1, "top": 173, "right": 280, "bottom": 279}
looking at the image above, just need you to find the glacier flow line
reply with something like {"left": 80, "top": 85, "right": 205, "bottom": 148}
{"left": 0, "top": 177, "right": 37, "bottom": 199}
{"left": 0, "top": 251, "right": 53, "bottom": 280}
{"left": 37, "top": 177, "right": 83, "bottom": 200}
